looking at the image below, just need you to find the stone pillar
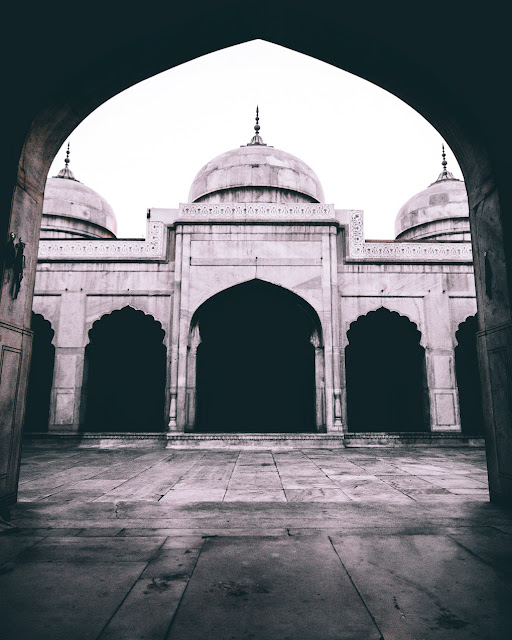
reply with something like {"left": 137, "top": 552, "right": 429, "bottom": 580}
{"left": 325, "top": 228, "right": 343, "bottom": 432}
{"left": 0, "top": 183, "right": 42, "bottom": 506}
{"left": 327, "top": 227, "right": 343, "bottom": 433}
{"left": 176, "top": 231, "right": 192, "bottom": 431}
{"left": 311, "top": 332, "right": 326, "bottom": 432}
{"left": 469, "top": 181, "right": 512, "bottom": 504}
{"left": 185, "top": 324, "right": 201, "bottom": 432}
{"left": 424, "top": 292, "right": 461, "bottom": 432}
{"left": 48, "top": 292, "right": 86, "bottom": 432}
{"left": 168, "top": 225, "right": 191, "bottom": 433}
{"left": 168, "top": 227, "right": 183, "bottom": 432}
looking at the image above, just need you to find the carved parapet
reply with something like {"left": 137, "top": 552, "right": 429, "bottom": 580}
{"left": 38, "top": 222, "right": 167, "bottom": 261}
{"left": 347, "top": 211, "right": 473, "bottom": 263}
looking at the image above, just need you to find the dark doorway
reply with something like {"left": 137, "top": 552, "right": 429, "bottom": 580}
{"left": 83, "top": 307, "right": 166, "bottom": 432}
{"left": 346, "top": 307, "right": 428, "bottom": 432}
{"left": 455, "top": 315, "right": 485, "bottom": 436}
{"left": 24, "top": 313, "right": 55, "bottom": 432}
{"left": 194, "top": 280, "right": 317, "bottom": 433}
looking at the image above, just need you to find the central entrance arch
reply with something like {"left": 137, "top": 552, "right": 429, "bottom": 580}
{"left": 189, "top": 280, "right": 323, "bottom": 433}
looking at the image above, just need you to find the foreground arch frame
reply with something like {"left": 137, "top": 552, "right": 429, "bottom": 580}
{"left": 1, "top": 2, "right": 511, "bottom": 504}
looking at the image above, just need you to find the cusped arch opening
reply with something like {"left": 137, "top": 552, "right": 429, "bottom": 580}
{"left": 82, "top": 306, "right": 167, "bottom": 432}
{"left": 346, "top": 307, "right": 429, "bottom": 433}
{"left": 455, "top": 315, "right": 485, "bottom": 436}
{"left": 189, "top": 279, "right": 323, "bottom": 433}
{"left": 24, "top": 313, "right": 55, "bottom": 433}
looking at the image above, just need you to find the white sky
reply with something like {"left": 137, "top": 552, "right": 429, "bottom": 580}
{"left": 48, "top": 40, "right": 462, "bottom": 240}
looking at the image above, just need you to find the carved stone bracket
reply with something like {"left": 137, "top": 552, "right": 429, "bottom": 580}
{"left": 347, "top": 211, "right": 473, "bottom": 263}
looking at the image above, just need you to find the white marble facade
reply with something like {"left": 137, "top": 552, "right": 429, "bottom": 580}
{"left": 32, "top": 134, "right": 477, "bottom": 435}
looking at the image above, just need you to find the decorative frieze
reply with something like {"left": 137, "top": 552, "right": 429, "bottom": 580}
{"left": 37, "top": 206, "right": 473, "bottom": 264}
{"left": 38, "top": 222, "right": 167, "bottom": 261}
{"left": 347, "top": 211, "right": 473, "bottom": 263}
{"left": 177, "top": 202, "right": 336, "bottom": 220}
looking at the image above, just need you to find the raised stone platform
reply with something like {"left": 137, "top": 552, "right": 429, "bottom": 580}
{"left": 23, "top": 432, "right": 485, "bottom": 449}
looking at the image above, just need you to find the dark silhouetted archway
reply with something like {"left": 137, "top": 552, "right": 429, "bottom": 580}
{"left": 193, "top": 280, "right": 319, "bottom": 433}
{"left": 83, "top": 307, "right": 166, "bottom": 432}
{"left": 455, "top": 315, "right": 484, "bottom": 436}
{"left": 24, "top": 313, "right": 55, "bottom": 433}
{"left": 346, "top": 307, "right": 428, "bottom": 432}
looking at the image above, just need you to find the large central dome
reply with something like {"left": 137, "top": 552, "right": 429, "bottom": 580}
{"left": 188, "top": 110, "right": 324, "bottom": 204}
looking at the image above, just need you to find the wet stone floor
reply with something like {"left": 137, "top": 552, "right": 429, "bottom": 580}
{"left": 1, "top": 444, "right": 512, "bottom": 639}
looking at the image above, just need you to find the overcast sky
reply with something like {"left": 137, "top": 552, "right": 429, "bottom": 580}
{"left": 48, "top": 40, "right": 462, "bottom": 240}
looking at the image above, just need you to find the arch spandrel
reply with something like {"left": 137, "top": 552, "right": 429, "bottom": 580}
{"left": 87, "top": 306, "right": 166, "bottom": 343}
{"left": 83, "top": 299, "right": 171, "bottom": 347}
{"left": 341, "top": 299, "right": 426, "bottom": 347}
{"left": 189, "top": 276, "right": 325, "bottom": 336}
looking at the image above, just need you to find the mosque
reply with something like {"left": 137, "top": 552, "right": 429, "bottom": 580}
{"left": 26, "top": 113, "right": 482, "bottom": 444}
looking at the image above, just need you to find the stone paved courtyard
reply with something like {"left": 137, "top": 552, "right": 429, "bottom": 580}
{"left": 1, "top": 444, "right": 512, "bottom": 639}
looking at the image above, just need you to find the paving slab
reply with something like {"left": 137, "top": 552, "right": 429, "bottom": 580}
{"left": 3, "top": 444, "right": 511, "bottom": 640}
{"left": 448, "top": 527, "right": 512, "bottom": 584}
{"left": 284, "top": 488, "right": 352, "bottom": 502}
{"left": 16, "top": 536, "right": 166, "bottom": 564}
{"left": 0, "top": 561, "right": 147, "bottom": 640}
{"left": 330, "top": 533, "right": 512, "bottom": 639}
{"left": 98, "top": 548, "right": 202, "bottom": 640}
{"left": 167, "top": 535, "right": 382, "bottom": 640}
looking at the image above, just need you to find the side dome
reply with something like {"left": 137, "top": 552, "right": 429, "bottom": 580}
{"left": 188, "top": 112, "right": 324, "bottom": 204}
{"left": 395, "top": 148, "right": 470, "bottom": 242}
{"left": 41, "top": 146, "right": 117, "bottom": 239}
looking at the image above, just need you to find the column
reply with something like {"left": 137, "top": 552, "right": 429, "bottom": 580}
{"left": 311, "top": 331, "right": 326, "bottom": 432}
{"left": 49, "top": 292, "right": 86, "bottom": 432}
{"left": 185, "top": 324, "right": 201, "bottom": 431}
{"left": 424, "top": 292, "right": 461, "bottom": 432}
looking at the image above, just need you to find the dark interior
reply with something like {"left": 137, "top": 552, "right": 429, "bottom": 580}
{"left": 24, "top": 313, "right": 55, "bottom": 433}
{"left": 346, "top": 307, "right": 428, "bottom": 432}
{"left": 455, "top": 314, "right": 485, "bottom": 436}
{"left": 195, "top": 280, "right": 317, "bottom": 433}
{"left": 83, "top": 307, "right": 166, "bottom": 432}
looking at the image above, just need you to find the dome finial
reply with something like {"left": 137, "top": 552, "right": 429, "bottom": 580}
{"left": 247, "top": 105, "right": 266, "bottom": 146}
{"left": 54, "top": 140, "right": 77, "bottom": 180}
{"left": 432, "top": 143, "right": 456, "bottom": 183}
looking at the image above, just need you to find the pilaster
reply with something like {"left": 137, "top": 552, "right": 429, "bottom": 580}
{"left": 49, "top": 292, "right": 86, "bottom": 432}
{"left": 424, "top": 292, "right": 461, "bottom": 432}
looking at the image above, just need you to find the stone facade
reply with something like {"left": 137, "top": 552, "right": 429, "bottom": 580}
{"left": 32, "top": 138, "right": 477, "bottom": 436}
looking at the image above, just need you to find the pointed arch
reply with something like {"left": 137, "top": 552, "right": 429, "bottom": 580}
{"left": 24, "top": 313, "right": 55, "bottom": 433}
{"left": 189, "top": 279, "right": 323, "bottom": 433}
{"left": 345, "top": 307, "right": 429, "bottom": 432}
{"left": 455, "top": 315, "right": 484, "bottom": 436}
{"left": 82, "top": 306, "right": 167, "bottom": 432}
